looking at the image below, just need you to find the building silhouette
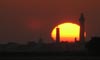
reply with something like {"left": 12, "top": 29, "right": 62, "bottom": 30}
{"left": 79, "top": 13, "right": 85, "bottom": 44}
{"left": 56, "top": 26, "right": 60, "bottom": 43}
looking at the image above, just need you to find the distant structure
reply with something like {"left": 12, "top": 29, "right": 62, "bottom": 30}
{"left": 79, "top": 13, "right": 85, "bottom": 44}
{"left": 75, "top": 37, "right": 77, "bottom": 42}
{"left": 38, "top": 37, "right": 43, "bottom": 44}
{"left": 56, "top": 26, "right": 60, "bottom": 43}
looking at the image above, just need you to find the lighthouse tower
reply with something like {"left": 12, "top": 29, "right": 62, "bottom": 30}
{"left": 79, "top": 13, "right": 85, "bottom": 44}
{"left": 56, "top": 26, "right": 60, "bottom": 43}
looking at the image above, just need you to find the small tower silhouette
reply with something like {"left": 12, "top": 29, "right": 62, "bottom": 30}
{"left": 38, "top": 37, "right": 43, "bottom": 44}
{"left": 38, "top": 34, "right": 43, "bottom": 44}
{"left": 56, "top": 26, "right": 60, "bottom": 43}
{"left": 75, "top": 37, "right": 77, "bottom": 42}
{"left": 79, "top": 13, "right": 85, "bottom": 44}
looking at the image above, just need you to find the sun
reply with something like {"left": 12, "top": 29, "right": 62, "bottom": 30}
{"left": 51, "top": 22, "right": 80, "bottom": 43}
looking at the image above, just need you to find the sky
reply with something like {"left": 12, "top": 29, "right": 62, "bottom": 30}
{"left": 0, "top": 0, "right": 100, "bottom": 44}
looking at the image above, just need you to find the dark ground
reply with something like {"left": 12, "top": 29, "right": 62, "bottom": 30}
{"left": 0, "top": 51, "right": 100, "bottom": 60}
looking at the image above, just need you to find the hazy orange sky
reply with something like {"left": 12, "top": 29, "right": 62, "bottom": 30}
{"left": 0, "top": 0, "right": 100, "bottom": 43}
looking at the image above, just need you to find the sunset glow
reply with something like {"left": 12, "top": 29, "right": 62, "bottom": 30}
{"left": 51, "top": 23, "right": 80, "bottom": 43}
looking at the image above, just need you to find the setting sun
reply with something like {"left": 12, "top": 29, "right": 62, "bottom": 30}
{"left": 51, "top": 23, "right": 80, "bottom": 43}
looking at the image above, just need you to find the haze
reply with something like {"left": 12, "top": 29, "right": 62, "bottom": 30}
{"left": 0, "top": 0, "right": 100, "bottom": 43}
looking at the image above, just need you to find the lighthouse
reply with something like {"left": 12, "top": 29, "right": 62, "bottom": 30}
{"left": 79, "top": 13, "right": 85, "bottom": 44}
{"left": 56, "top": 26, "right": 60, "bottom": 43}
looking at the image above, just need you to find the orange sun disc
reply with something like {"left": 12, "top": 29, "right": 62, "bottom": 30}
{"left": 51, "top": 22, "right": 81, "bottom": 43}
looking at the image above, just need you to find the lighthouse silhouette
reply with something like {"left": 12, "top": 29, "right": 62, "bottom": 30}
{"left": 79, "top": 13, "right": 85, "bottom": 44}
{"left": 56, "top": 26, "right": 60, "bottom": 43}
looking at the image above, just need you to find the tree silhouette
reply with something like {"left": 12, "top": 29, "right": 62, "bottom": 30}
{"left": 85, "top": 37, "right": 100, "bottom": 54}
